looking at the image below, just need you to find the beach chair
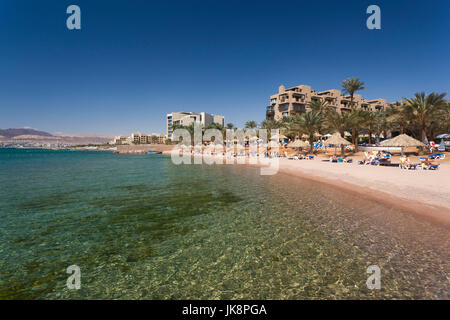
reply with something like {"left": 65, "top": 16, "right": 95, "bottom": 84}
{"left": 429, "top": 153, "right": 445, "bottom": 160}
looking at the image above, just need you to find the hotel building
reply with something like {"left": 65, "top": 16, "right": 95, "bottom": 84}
{"left": 266, "top": 84, "right": 391, "bottom": 120}
{"left": 166, "top": 112, "right": 225, "bottom": 139}
{"left": 110, "top": 135, "right": 132, "bottom": 145}
{"left": 131, "top": 133, "right": 167, "bottom": 144}
{"left": 110, "top": 133, "right": 166, "bottom": 145}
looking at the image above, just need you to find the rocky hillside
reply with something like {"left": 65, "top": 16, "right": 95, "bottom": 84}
{"left": 0, "top": 128, "right": 114, "bottom": 145}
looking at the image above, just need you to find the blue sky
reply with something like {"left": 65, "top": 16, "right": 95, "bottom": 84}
{"left": 0, "top": 0, "right": 448, "bottom": 135}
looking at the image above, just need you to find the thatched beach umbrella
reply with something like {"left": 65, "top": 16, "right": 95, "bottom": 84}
{"left": 288, "top": 139, "right": 310, "bottom": 149}
{"left": 381, "top": 134, "right": 425, "bottom": 155}
{"left": 325, "top": 132, "right": 351, "bottom": 156}
{"left": 301, "top": 132, "right": 322, "bottom": 139}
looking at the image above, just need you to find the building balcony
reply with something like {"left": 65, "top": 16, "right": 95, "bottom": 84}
{"left": 266, "top": 106, "right": 274, "bottom": 120}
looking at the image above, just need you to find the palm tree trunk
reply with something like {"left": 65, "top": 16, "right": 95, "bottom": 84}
{"left": 352, "top": 129, "right": 358, "bottom": 146}
{"left": 368, "top": 130, "right": 373, "bottom": 144}
{"left": 309, "top": 134, "right": 314, "bottom": 153}
{"left": 421, "top": 121, "right": 427, "bottom": 142}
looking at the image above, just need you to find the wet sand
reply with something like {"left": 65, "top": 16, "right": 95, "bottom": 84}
{"left": 276, "top": 158, "right": 450, "bottom": 227}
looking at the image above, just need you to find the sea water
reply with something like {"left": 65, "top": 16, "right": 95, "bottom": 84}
{"left": 0, "top": 148, "right": 448, "bottom": 299}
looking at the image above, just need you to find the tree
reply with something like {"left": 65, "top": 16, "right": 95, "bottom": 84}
{"left": 170, "top": 123, "right": 195, "bottom": 144}
{"left": 308, "top": 99, "right": 331, "bottom": 115}
{"left": 226, "top": 123, "right": 235, "bottom": 130}
{"left": 341, "top": 77, "right": 365, "bottom": 109}
{"left": 325, "top": 110, "right": 351, "bottom": 155}
{"left": 245, "top": 120, "right": 258, "bottom": 129}
{"left": 293, "top": 111, "right": 323, "bottom": 153}
{"left": 260, "top": 119, "right": 282, "bottom": 140}
{"left": 362, "top": 111, "right": 378, "bottom": 144}
{"left": 374, "top": 110, "right": 391, "bottom": 140}
{"left": 348, "top": 109, "right": 366, "bottom": 146}
{"left": 386, "top": 102, "right": 409, "bottom": 135}
{"left": 402, "top": 92, "right": 447, "bottom": 142}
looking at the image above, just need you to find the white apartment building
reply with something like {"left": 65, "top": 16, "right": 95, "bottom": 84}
{"left": 166, "top": 112, "right": 225, "bottom": 139}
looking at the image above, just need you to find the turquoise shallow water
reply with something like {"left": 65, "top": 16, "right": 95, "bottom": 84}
{"left": 0, "top": 148, "right": 448, "bottom": 299}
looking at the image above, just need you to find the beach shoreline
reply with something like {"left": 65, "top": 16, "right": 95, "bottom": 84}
{"left": 273, "top": 160, "right": 450, "bottom": 228}
{"left": 162, "top": 150, "right": 450, "bottom": 228}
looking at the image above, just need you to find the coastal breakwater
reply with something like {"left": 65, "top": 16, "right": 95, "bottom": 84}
{"left": 116, "top": 144, "right": 174, "bottom": 154}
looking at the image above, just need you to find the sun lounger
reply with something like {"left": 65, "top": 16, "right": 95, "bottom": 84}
{"left": 428, "top": 153, "right": 445, "bottom": 160}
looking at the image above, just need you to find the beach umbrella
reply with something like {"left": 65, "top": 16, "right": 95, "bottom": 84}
{"left": 436, "top": 133, "right": 450, "bottom": 139}
{"left": 325, "top": 132, "right": 351, "bottom": 145}
{"left": 381, "top": 134, "right": 425, "bottom": 155}
{"left": 439, "top": 139, "right": 445, "bottom": 151}
{"left": 325, "top": 132, "right": 351, "bottom": 156}
{"left": 323, "top": 133, "right": 332, "bottom": 138}
{"left": 287, "top": 139, "right": 309, "bottom": 149}
{"left": 424, "top": 136, "right": 429, "bottom": 145}
{"left": 301, "top": 133, "right": 322, "bottom": 139}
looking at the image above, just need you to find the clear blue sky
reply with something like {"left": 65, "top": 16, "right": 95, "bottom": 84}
{"left": 0, "top": 0, "right": 448, "bottom": 135}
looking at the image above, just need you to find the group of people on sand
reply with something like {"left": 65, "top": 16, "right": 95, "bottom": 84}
{"left": 326, "top": 155, "right": 352, "bottom": 163}
{"left": 186, "top": 149, "right": 289, "bottom": 159}
{"left": 359, "top": 150, "right": 391, "bottom": 165}
{"left": 400, "top": 155, "right": 439, "bottom": 170}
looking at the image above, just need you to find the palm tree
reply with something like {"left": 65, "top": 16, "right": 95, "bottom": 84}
{"left": 374, "top": 110, "right": 391, "bottom": 141}
{"left": 362, "top": 111, "right": 378, "bottom": 144}
{"left": 386, "top": 102, "right": 409, "bottom": 135}
{"left": 402, "top": 92, "right": 447, "bottom": 142}
{"left": 348, "top": 109, "right": 366, "bottom": 146}
{"left": 434, "top": 101, "right": 450, "bottom": 137}
{"left": 205, "top": 122, "right": 224, "bottom": 131}
{"left": 260, "top": 119, "right": 281, "bottom": 131}
{"left": 308, "top": 99, "right": 330, "bottom": 115}
{"left": 171, "top": 123, "right": 195, "bottom": 144}
{"left": 325, "top": 110, "right": 351, "bottom": 155}
{"left": 260, "top": 119, "right": 282, "bottom": 139}
{"left": 341, "top": 77, "right": 365, "bottom": 109}
{"left": 226, "top": 123, "right": 234, "bottom": 130}
{"left": 245, "top": 120, "right": 258, "bottom": 129}
{"left": 294, "top": 112, "right": 323, "bottom": 153}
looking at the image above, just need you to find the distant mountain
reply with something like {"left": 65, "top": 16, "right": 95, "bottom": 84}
{"left": 0, "top": 128, "right": 53, "bottom": 138}
{"left": 0, "top": 128, "right": 114, "bottom": 145}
